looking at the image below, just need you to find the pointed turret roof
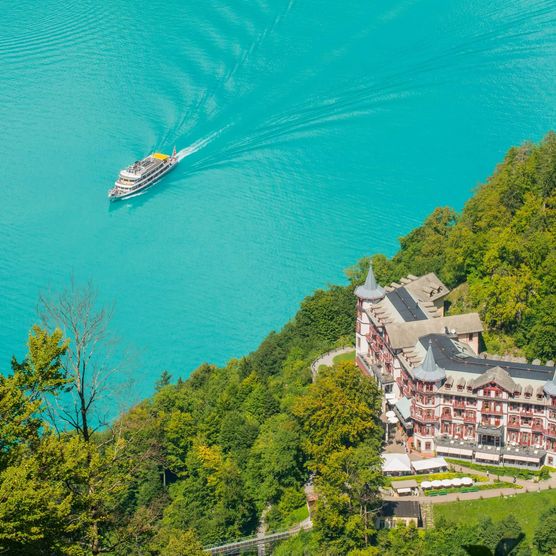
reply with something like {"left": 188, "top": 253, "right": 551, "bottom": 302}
{"left": 544, "top": 370, "right": 556, "bottom": 397}
{"left": 355, "top": 263, "right": 385, "bottom": 301}
{"left": 413, "top": 341, "right": 446, "bottom": 383}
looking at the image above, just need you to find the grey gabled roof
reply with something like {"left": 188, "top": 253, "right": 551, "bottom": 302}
{"left": 386, "top": 287, "right": 428, "bottom": 321}
{"left": 355, "top": 263, "right": 386, "bottom": 300}
{"left": 413, "top": 342, "right": 446, "bottom": 382}
{"left": 471, "top": 366, "right": 517, "bottom": 393}
{"left": 422, "top": 334, "right": 555, "bottom": 382}
{"left": 385, "top": 313, "right": 483, "bottom": 349}
{"left": 380, "top": 500, "right": 421, "bottom": 518}
{"left": 404, "top": 273, "right": 450, "bottom": 302}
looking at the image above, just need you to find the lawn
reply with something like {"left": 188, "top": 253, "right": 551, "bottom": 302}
{"left": 269, "top": 504, "right": 309, "bottom": 531}
{"left": 333, "top": 350, "right": 355, "bottom": 364}
{"left": 433, "top": 489, "right": 556, "bottom": 540}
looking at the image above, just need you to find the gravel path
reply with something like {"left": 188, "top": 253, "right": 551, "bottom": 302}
{"left": 310, "top": 346, "right": 354, "bottom": 381}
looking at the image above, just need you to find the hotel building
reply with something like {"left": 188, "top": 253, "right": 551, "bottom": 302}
{"left": 355, "top": 265, "right": 556, "bottom": 469}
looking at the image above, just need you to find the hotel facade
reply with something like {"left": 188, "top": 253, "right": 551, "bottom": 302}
{"left": 355, "top": 266, "right": 556, "bottom": 469}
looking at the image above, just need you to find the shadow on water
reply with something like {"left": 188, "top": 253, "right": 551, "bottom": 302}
{"left": 106, "top": 175, "right": 181, "bottom": 213}
{"left": 106, "top": 154, "right": 209, "bottom": 214}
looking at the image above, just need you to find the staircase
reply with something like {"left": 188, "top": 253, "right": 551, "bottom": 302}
{"left": 421, "top": 501, "right": 434, "bottom": 529}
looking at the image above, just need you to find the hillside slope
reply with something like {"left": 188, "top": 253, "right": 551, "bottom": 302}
{"left": 350, "top": 132, "right": 556, "bottom": 360}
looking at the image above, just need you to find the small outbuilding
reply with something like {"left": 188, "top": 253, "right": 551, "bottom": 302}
{"left": 390, "top": 479, "right": 419, "bottom": 496}
{"left": 376, "top": 501, "right": 422, "bottom": 529}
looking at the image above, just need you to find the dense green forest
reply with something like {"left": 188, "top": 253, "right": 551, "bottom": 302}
{"left": 0, "top": 133, "right": 555, "bottom": 555}
{"left": 352, "top": 131, "right": 556, "bottom": 360}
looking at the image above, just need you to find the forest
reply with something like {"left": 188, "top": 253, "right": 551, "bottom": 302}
{"left": 0, "top": 132, "right": 555, "bottom": 555}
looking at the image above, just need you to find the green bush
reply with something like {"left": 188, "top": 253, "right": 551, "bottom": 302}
{"left": 446, "top": 458, "right": 542, "bottom": 480}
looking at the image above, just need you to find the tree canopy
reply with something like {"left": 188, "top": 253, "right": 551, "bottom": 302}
{"left": 350, "top": 132, "right": 556, "bottom": 360}
{"left": 1, "top": 133, "right": 554, "bottom": 553}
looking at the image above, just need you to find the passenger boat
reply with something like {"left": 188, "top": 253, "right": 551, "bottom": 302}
{"left": 108, "top": 148, "right": 178, "bottom": 200}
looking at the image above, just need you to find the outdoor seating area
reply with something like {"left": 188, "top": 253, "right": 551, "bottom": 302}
{"left": 421, "top": 477, "right": 478, "bottom": 496}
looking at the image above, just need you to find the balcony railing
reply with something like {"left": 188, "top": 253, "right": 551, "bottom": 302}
{"left": 532, "top": 422, "right": 545, "bottom": 432}
{"left": 415, "top": 398, "right": 435, "bottom": 407}
{"left": 507, "top": 421, "right": 520, "bottom": 429}
{"left": 545, "top": 428, "right": 556, "bottom": 438}
{"left": 453, "top": 401, "right": 465, "bottom": 409}
{"left": 441, "top": 412, "right": 452, "bottom": 420}
{"left": 481, "top": 406, "right": 504, "bottom": 415}
{"left": 411, "top": 410, "right": 437, "bottom": 424}
{"left": 464, "top": 415, "right": 476, "bottom": 424}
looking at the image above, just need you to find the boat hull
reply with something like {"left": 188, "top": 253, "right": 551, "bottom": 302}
{"left": 108, "top": 158, "right": 179, "bottom": 201}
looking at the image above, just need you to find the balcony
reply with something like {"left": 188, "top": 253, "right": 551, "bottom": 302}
{"left": 464, "top": 414, "right": 476, "bottom": 424}
{"left": 415, "top": 383, "right": 434, "bottom": 393}
{"left": 481, "top": 405, "right": 504, "bottom": 416}
{"left": 441, "top": 411, "right": 452, "bottom": 421}
{"left": 453, "top": 401, "right": 465, "bottom": 409}
{"left": 507, "top": 420, "right": 520, "bottom": 429}
{"left": 545, "top": 428, "right": 556, "bottom": 438}
{"left": 415, "top": 398, "right": 435, "bottom": 407}
{"left": 532, "top": 422, "right": 545, "bottom": 433}
{"left": 411, "top": 410, "right": 437, "bottom": 424}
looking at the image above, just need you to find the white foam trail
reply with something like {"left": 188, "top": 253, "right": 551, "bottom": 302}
{"left": 177, "top": 127, "right": 228, "bottom": 161}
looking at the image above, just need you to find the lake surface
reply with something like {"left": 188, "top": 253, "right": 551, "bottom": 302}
{"left": 1, "top": 0, "right": 555, "bottom": 404}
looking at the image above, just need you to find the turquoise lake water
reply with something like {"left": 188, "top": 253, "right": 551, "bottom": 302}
{"left": 1, "top": 0, "right": 556, "bottom": 405}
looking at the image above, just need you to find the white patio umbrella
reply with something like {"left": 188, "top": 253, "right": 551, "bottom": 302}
{"left": 461, "top": 477, "right": 473, "bottom": 486}
{"left": 452, "top": 478, "right": 463, "bottom": 487}
{"left": 431, "top": 480, "right": 442, "bottom": 488}
{"left": 441, "top": 479, "right": 452, "bottom": 488}
{"left": 420, "top": 481, "right": 432, "bottom": 489}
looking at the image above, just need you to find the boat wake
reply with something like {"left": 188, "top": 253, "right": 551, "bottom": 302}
{"left": 176, "top": 127, "right": 228, "bottom": 161}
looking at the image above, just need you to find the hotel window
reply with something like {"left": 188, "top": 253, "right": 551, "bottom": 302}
{"left": 468, "top": 333, "right": 473, "bottom": 341}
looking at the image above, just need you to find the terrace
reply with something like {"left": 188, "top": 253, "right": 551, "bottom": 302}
{"left": 435, "top": 435, "right": 546, "bottom": 468}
